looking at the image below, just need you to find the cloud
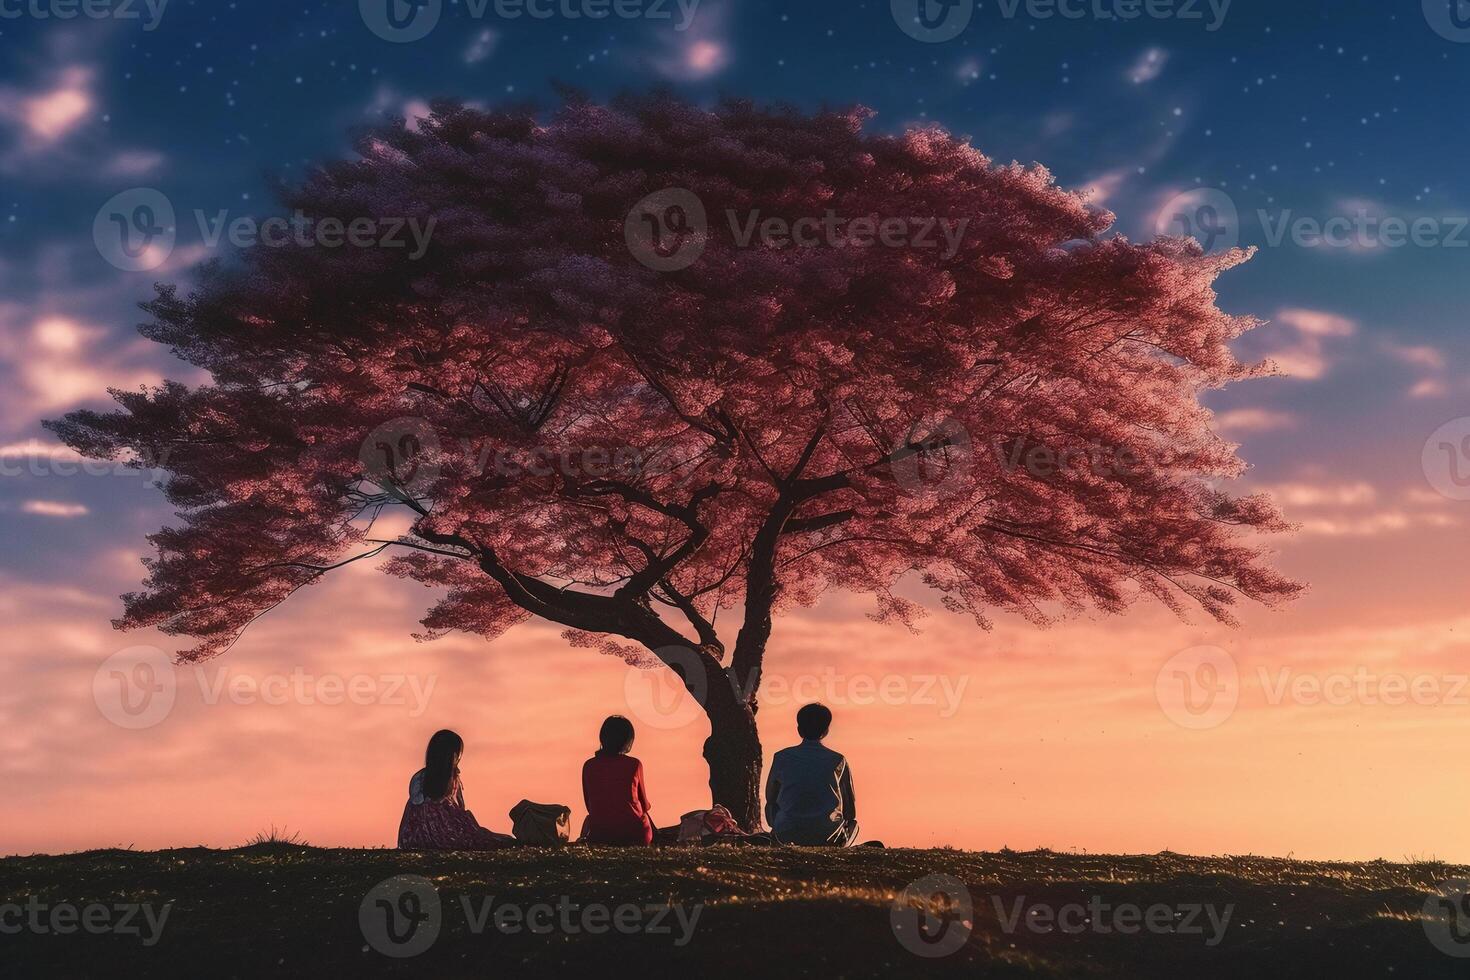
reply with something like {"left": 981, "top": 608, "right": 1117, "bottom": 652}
{"left": 1275, "top": 308, "right": 1356, "bottom": 337}
{"left": 104, "top": 150, "right": 166, "bottom": 178}
{"left": 1213, "top": 409, "right": 1297, "bottom": 435}
{"left": 1383, "top": 340, "right": 1449, "bottom": 399}
{"left": 464, "top": 29, "right": 499, "bottom": 65}
{"left": 18, "top": 66, "right": 92, "bottom": 143}
{"left": 1260, "top": 308, "right": 1357, "bottom": 380}
{"left": 20, "top": 500, "right": 89, "bottom": 517}
{"left": 1295, "top": 511, "right": 1460, "bottom": 538}
{"left": 0, "top": 439, "right": 85, "bottom": 462}
{"left": 1262, "top": 481, "right": 1377, "bottom": 508}
{"left": 1127, "top": 47, "right": 1168, "bottom": 84}
{"left": 0, "top": 309, "right": 165, "bottom": 436}
{"left": 1081, "top": 168, "right": 1130, "bottom": 206}
{"left": 649, "top": 1, "right": 730, "bottom": 81}
{"left": 956, "top": 57, "right": 983, "bottom": 86}
{"left": 1256, "top": 478, "right": 1465, "bottom": 537}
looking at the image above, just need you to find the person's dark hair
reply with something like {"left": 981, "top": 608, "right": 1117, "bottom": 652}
{"left": 796, "top": 703, "right": 833, "bottom": 740}
{"left": 597, "top": 715, "right": 636, "bottom": 756}
{"left": 422, "top": 729, "right": 464, "bottom": 801}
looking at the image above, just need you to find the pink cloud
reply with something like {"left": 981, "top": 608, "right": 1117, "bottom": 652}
{"left": 20, "top": 500, "right": 89, "bottom": 517}
{"left": 1260, "top": 308, "right": 1358, "bottom": 380}
{"left": 0, "top": 439, "right": 84, "bottom": 462}
{"left": 1383, "top": 340, "right": 1449, "bottom": 399}
{"left": 0, "top": 66, "right": 93, "bottom": 150}
{"left": 1276, "top": 308, "right": 1356, "bottom": 337}
{"left": 1213, "top": 408, "right": 1298, "bottom": 434}
{"left": 1264, "top": 481, "right": 1378, "bottom": 508}
{"left": 650, "top": 1, "right": 731, "bottom": 81}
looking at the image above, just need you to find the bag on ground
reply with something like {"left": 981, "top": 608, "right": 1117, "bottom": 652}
{"left": 677, "top": 805, "right": 742, "bottom": 842}
{"left": 509, "top": 800, "right": 572, "bottom": 845}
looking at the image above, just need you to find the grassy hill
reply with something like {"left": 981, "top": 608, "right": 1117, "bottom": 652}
{"left": 2, "top": 844, "right": 1466, "bottom": 977}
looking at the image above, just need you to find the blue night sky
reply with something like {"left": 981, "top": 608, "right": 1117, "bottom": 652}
{"left": 2, "top": 0, "right": 1468, "bottom": 581}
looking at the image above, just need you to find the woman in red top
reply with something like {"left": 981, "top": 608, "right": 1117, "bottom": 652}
{"left": 581, "top": 715, "right": 654, "bottom": 846}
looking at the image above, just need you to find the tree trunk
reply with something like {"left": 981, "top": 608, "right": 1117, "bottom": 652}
{"left": 702, "top": 682, "right": 764, "bottom": 830}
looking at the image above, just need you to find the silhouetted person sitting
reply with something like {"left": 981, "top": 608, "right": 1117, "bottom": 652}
{"left": 397, "top": 729, "right": 517, "bottom": 850}
{"left": 764, "top": 703, "right": 860, "bottom": 847}
{"left": 581, "top": 715, "right": 655, "bottom": 846}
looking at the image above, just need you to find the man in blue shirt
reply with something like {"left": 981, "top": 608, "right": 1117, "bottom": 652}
{"left": 764, "top": 703, "right": 859, "bottom": 846}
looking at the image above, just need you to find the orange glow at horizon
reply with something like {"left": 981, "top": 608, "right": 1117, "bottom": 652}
{"left": 4, "top": 493, "right": 1470, "bottom": 862}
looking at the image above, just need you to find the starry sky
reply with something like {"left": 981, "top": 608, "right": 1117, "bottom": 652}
{"left": 3, "top": 0, "right": 1470, "bottom": 858}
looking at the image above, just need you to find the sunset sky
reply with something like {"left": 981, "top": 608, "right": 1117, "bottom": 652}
{"left": 3, "top": 1, "right": 1470, "bottom": 861}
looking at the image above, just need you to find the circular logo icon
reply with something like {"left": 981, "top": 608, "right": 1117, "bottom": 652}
{"left": 1154, "top": 188, "right": 1239, "bottom": 254}
{"left": 360, "top": 0, "right": 441, "bottom": 42}
{"left": 94, "top": 188, "right": 176, "bottom": 272}
{"left": 891, "top": 873, "right": 973, "bottom": 958}
{"left": 360, "top": 875, "right": 441, "bottom": 958}
{"left": 360, "top": 417, "right": 441, "bottom": 499}
{"left": 891, "top": 417, "right": 973, "bottom": 496}
{"left": 892, "top": 0, "right": 974, "bottom": 42}
{"left": 623, "top": 645, "right": 711, "bottom": 730}
{"left": 93, "top": 645, "right": 177, "bottom": 729}
{"left": 1422, "top": 417, "right": 1470, "bottom": 501}
{"left": 1155, "top": 645, "right": 1238, "bottom": 730}
{"left": 625, "top": 188, "right": 708, "bottom": 272}
{"left": 1423, "top": 879, "right": 1470, "bottom": 957}
{"left": 1424, "top": 0, "right": 1470, "bottom": 42}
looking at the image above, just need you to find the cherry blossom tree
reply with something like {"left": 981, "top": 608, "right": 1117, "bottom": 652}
{"left": 50, "top": 96, "right": 1301, "bottom": 828}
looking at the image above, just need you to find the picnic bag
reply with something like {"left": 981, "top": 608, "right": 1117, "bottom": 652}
{"left": 676, "top": 805, "right": 742, "bottom": 842}
{"left": 509, "top": 799, "right": 572, "bottom": 845}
